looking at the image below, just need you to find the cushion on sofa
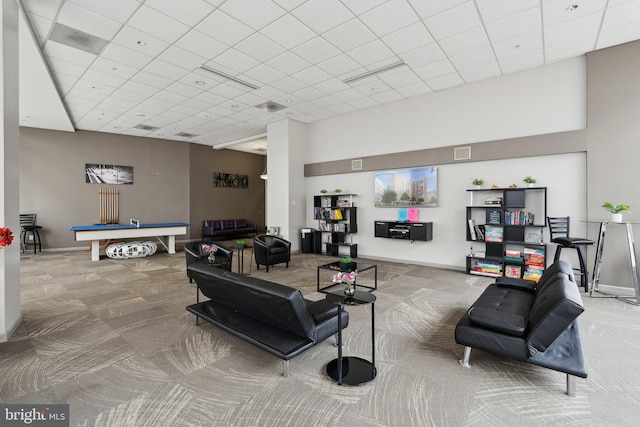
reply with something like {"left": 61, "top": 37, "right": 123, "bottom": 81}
{"left": 495, "top": 277, "right": 536, "bottom": 292}
{"left": 221, "top": 220, "right": 236, "bottom": 230}
{"left": 235, "top": 219, "right": 248, "bottom": 228}
{"left": 467, "top": 307, "right": 527, "bottom": 337}
{"left": 526, "top": 276, "right": 584, "bottom": 353}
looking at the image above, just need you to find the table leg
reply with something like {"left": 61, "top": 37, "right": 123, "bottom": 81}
{"left": 91, "top": 240, "right": 100, "bottom": 261}
{"left": 625, "top": 224, "right": 640, "bottom": 305}
{"left": 590, "top": 222, "right": 607, "bottom": 294}
{"left": 371, "top": 301, "right": 376, "bottom": 377}
{"left": 337, "top": 305, "right": 343, "bottom": 385}
{"left": 167, "top": 235, "right": 176, "bottom": 254}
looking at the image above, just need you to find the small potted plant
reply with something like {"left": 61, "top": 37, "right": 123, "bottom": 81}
{"left": 601, "top": 202, "right": 630, "bottom": 223}
{"left": 320, "top": 189, "right": 328, "bottom": 194}
{"left": 334, "top": 188, "right": 343, "bottom": 194}
{"left": 523, "top": 176, "right": 537, "bottom": 187}
{"left": 472, "top": 178, "right": 484, "bottom": 189}
{"left": 339, "top": 256, "right": 356, "bottom": 271}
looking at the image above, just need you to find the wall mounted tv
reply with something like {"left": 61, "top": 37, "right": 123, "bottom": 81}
{"left": 374, "top": 166, "right": 438, "bottom": 208}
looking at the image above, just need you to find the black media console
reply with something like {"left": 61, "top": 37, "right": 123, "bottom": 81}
{"left": 374, "top": 221, "right": 433, "bottom": 241}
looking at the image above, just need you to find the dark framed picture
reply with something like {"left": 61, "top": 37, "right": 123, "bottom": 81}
{"left": 85, "top": 164, "right": 133, "bottom": 184}
{"left": 213, "top": 172, "right": 248, "bottom": 188}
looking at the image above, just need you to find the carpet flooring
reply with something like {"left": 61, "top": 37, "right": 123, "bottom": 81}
{"left": 2, "top": 244, "right": 639, "bottom": 426}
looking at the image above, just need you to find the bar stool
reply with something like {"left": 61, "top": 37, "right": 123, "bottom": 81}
{"left": 547, "top": 216, "right": 594, "bottom": 292}
{"left": 20, "top": 214, "right": 42, "bottom": 254}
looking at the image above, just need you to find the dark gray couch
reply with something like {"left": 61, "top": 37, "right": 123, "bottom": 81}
{"left": 186, "top": 262, "right": 349, "bottom": 377}
{"left": 455, "top": 260, "right": 587, "bottom": 396}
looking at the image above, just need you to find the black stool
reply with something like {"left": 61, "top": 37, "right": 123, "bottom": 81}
{"left": 20, "top": 214, "right": 42, "bottom": 254}
{"left": 547, "top": 216, "right": 594, "bottom": 292}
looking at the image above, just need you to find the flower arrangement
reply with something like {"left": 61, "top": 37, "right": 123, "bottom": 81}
{"left": 202, "top": 244, "right": 218, "bottom": 264}
{"left": 333, "top": 270, "right": 357, "bottom": 297}
{"left": 0, "top": 227, "right": 14, "bottom": 247}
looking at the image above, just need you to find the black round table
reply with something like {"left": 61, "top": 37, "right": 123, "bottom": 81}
{"left": 325, "top": 289, "right": 376, "bottom": 385}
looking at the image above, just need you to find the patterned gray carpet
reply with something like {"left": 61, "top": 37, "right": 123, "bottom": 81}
{"left": 2, "top": 243, "right": 639, "bottom": 426}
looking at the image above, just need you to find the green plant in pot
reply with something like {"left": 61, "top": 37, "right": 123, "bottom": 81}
{"left": 320, "top": 189, "right": 328, "bottom": 194}
{"left": 472, "top": 178, "right": 484, "bottom": 189}
{"left": 334, "top": 188, "right": 343, "bottom": 193}
{"left": 523, "top": 176, "right": 537, "bottom": 187}
{"left": 601, "top": 202, "right": 630, "bottom": 223}
{"left": 340, "top": 256, "right": 355, "bottom": 271}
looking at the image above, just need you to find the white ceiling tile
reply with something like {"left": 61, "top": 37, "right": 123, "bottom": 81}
{"left": 210, "top": 81, "right": 254, "bottom": 99}
{"left": 25, "top": 13, "right": 54, "bottom": 38}
{"left": 476, "top": 0, "right": 539, "bottom": 23}
{"left": 316, "top": 54, "right": 362, "bottom": 77}
{"left": 251, "top": 86, "right": 286, "bottom": 101}
{"left": 395, "top": 81, "right": 433, "bottom": 98}
{"left": 144, "top": 59, "right": 191, "bottom": 81}
{"left": 597, "top": 21, "right": 640, "bottom": 49}
{"left": 292, "top": 66, "right": 333, "bottom": 86}
{"left": 323, "top": 19, "right": 377, "bottom": 52}
{"left": 408, "top": 0, "right": 469, "bottom": 20}
{"left": 545, "top": 35, "right": 597, "bottom": 63}
{"left": 292, "top": 0, "right": 354, "bottom": 34}
{"left": 165, "top": 81, "right": 204, "bottom": 98}
{"left": 313, "top": 95, "right": 342, "bottom": 108}
{"left": 132, "top": 70, "right": 174, "bottom": 89}
{"left": 128, "top": 5, "right": 190, "bottom": 44}
{"left": 360, "top": 0, "right": 420, "bottom": 37}
{"left": 44, "top": 40, "right": 96, "bottom": 66}
{"left": 413, "top": 58, "right": 456, "bottom": 80}
{"left": 498, "top": 49, "right": 543, "bottom": 74}
{"left": 332, "top": 87, "right": 366, "bottom": 102}
{"left": 438, "top": 27, "right": 489, "bottom": 57}
{"left": 175, "top": 30, "right": 229, "bottom": 60}
{"left": 46, "top": 56, "right": 87, "bottom": 78}
{"left": 543, "top": 0, "right": 607, "bottom": 27}
{"left": 449, "top": 45, "right": 496, "bottom": 70}
{"left": 68, "top": 0, "right": 140, "bottom": 23}
{"left": 194, "top": 91, "right": 231, "bottom": 106}
{"left": 492, "top": 31, "right": 542, "bottom": 60}
{"left": 485, "top": 7, "right": 541, "bottom": 43}
{"left": 101, "top": 43, "right": 154, "bottom": 69}
{"left": 351, "top": 78, "right": 391, "bottom": 95}
{"left": 139, "top": 97, "right": 176, "bottom": 111}
{"left": 382, "top": 22, "right": 434, "bottom": 54}
{"left": 113, "top": 27, "right": 170, "bottom": 57}
{"left": 158, "top": 46, "right": 208, "bottom": 71}
{"left": 267, "top": 51, "right": 312, "bottom": 75}
{"left": 602, "top": 0, "right": 640, "bottom": 30}
{"left": 269, "top": 76, "right": 307, "bottom": 93}
{"left": 146, "top": 0, "right": 216, "bottom": 26}
{"left": 211, "top": 49, "right": 261, "bottom": 74}
{"left": 370, "top": 89, "right": 405, "bottom": 104}
{"left": 292, "top": 86, "right": 327, "bottom": 101}
{"left": 91, "top": 58, "right": 139, "bottom": 79}
{"left": 54, "top": 73, "right": 81, "bottom": 91}
{"left": 98, "top": 97, "right": 139, "bottom": 110}
{"left": 378, "top": 69, "right": 422, "bottom": 88}
{"left": 196, "top": 10, "right": 254, "bottom": 47}
{"left": 459, "top": 61, "right": 501, "bottom": 82}
{"left": 220, "top": 0, "right": 286, "bottom": 30}
{"left": 293, "top": 37, "right": 342, "bottom": 64}
{"left": 82, "top": 68, "right": 129, "bottom": 87}
{"left": 272, "top": 0, "right": 307, "bottom": 11}
{"left": 153, "top": 90, "right": 190, "bottom": 105}
{"left": 348, "top": 39, "right": 396, "bottom": 67}
{"left": 120, "top": 80, "right": 161, "bottom": 97}
{"left": 348, "top": 96, "right": 380, "bottom": 110}
{"left": 424, "top": 2, "right": 482, "bottom": 40}
{"left": 426, "top": 72, "right": 465, "bottom": 91}
{"left": 22, "top": 0, "right": 63, "bottom": 20}
{"left": 340, "top": 0, "right": 391, "bottom": 15}
{"left": 261, "top": 15, "right": 317, "bottom": 50}
{"left": 545, "top": 12, "right": 602, "bottom": 46}
{"left": 235, "top": 33, "right": 287, "bottom": 63}
{"left": 400, "top": 43, "right": 446, "bottom": 68}
{"left": 315, "top": 77, "right": 350, "bottom": 94}
{"left": 241, "top": 64, "right": 287, "bottom": 85}
{"left": 58, "top": 2, "right": 122, "bottom": 40}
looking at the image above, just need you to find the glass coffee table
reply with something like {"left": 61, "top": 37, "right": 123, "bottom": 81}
{"left": 317, "top": 261, "right": 377, "bottom": 292}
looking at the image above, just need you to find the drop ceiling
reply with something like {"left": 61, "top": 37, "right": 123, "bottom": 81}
{"left": 18, "top": 0, "right": 640, "bottom": 156}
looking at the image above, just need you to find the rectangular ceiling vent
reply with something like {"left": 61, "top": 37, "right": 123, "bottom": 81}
{"left": 133, "top": 124, "right": 159, "bottom": 131}
{"left": 351, "top": 159, "right": 363, "bottom": 170}
{"left": 255, "top": 101, "right": 287, "bottom": 113}
{"left": 49, "top": 23, "right": 108, "bottom": 55}
{"left": 176, "top": 132, "right": 198, "bottom": 138}
{"left": 454, "top": 146, "right": 471, "bottom": 161}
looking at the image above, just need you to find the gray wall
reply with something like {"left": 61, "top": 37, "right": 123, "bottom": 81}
{"left": 20, "top": 127, "right": 265, "bottom": 249}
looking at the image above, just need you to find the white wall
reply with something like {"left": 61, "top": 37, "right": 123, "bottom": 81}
{"left": 306, "top": 57, "right": 586, "bottom": 162}
{"left": 303, "top": 57, "right": 589, "bottom": 270}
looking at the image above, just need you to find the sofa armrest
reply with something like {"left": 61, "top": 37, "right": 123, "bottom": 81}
{"left": 495, "top": 277, "right": 537, "bottom": 292}
{"left": 467, "top": 307, "right": 528, "bottom": 337}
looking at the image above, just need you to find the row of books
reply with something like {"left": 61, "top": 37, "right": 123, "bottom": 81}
{"left": 470, "top": 260, "right": 503, "bottom": 277}
{"left": 319, "top": 223, "right": 350, "bottom": 232}
{"left": 484, "top": 196, "right": 502, "bottom": 206}
{"left": 503, "top": 210, "right": 535, "bottom": 225}
{"left": 314, "top": 208, "right": 344, "bottom": 220}
{"left": 484, "top": 225, "right": 503, "bottom": 242}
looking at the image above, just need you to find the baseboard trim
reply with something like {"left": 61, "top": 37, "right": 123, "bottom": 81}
{"left": 0, "top": 314, "right": 23, "bottom": 343}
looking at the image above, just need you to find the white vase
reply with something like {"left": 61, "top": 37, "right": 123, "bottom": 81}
{"left": 475, "top": 185, "right": 481, "bottom": 189}
{"left": 527, "top": 183, "right": 534, "bottom": 188}
{"left": 611, "top": 213, "right": 623, "bottom": 223}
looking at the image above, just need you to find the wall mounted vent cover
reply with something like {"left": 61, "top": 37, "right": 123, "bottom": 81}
{"left": 454, "top": 146, "right": 471, "bottom": 161}
{"left": 133, "top": 124, "right": 159, "bottom": 131}
{"left": 176, "top": 132, "right": 198, "bottom": 138}
{"left": 254, "top": 101, "right": 287, "bottom": 113}
{"left": 351, "top": 159, "right": 363, "bottom": 170}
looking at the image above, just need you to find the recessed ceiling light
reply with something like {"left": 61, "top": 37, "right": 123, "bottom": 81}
{"left": 565, "top": 4, "right": 578, "bottom": 11}
{"left": 243, "top": 124, "right": 251, "bottom": 128}
{"left": 136, "top": 113, "right": 146, "bottom": 117}
{"left": 514, "top": 44, "right": 521, "bottom": 49}
{"left": 137, "top": 40, "right": 147, "bottom": 46}
{"left": 285, "top": 99, "right": 293, "bottom": 103}
{"left": 195, "top": 80, "right": 205, "bottom": 85}
{"left": 114, "top": 126, "right": 121, "bottom": 129}
{"left": 231, "top": 104, "right": 240, "bottom": 109}
{"left": 111, "top": 67, "right": 118, "bottom": 72}
{"left": 92, "top": 85, "right": 100, "bottom": 90}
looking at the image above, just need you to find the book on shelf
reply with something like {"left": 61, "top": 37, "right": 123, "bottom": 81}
{"left": 504, "top": 256, "right": 523, "bottom": 263}
{"left": 484, "top": 225, "right": 504, "bottom": 242}
{"left": 503, "top": 210, "right": 535, "bottom": 225}
{"left": 505, "top": 265, "right": 522, "bottom": 278}
{"left": 505, "top": 249, "right": 521, "bottom": 257}
{"left": 484, "top": 196, "right": 503, "bottom": 206}
{"left": 472, "top": 251, "right": 486, "bottom": 258}
{"left": 471, "top": 260, "right": 503, "bottom": 276}
{"left": 486, "top": 209, "right": 502, "bottom": 224}
{"left": 474, "top": 224, "right": 485, "bottom": 240}
{"left": 468, "top": 219, "right": 477, "bottom": 240}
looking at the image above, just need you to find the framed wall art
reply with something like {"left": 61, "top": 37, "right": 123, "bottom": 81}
{"left": 85, "top": 164, "right": 133, "bottom": 184}
{"left": 374, "top": 166, "right": 438, "bottom": 207}
{"left": 214, "top": 172, "right": 249, "bottom": 189}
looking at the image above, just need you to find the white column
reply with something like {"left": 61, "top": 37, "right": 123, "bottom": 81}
{"left": 0, "top": 0, "right": 21, "bottom": 342}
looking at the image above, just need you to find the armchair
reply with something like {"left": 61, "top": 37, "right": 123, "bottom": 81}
{"left": 184, "top": 241, "right": 233, "bottom": 282}
{"left": 253, "top": 234, "right": 291, "bottom": 272}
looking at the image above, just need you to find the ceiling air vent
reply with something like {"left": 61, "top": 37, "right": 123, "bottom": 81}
{"left": 454, "top": 146, "right": 471, "bottom": 161}
{"left": 49, "top": 23, "right": 108, "bottom": 55}
{"left": 351, "top": 159, "right": 363, "bottom": 170}
{"left": 176, "top": 132, "right": 198, "bottom": 138}
{"left": 254, "top": 101, "right": 287, "bottom": 113}
{"left": 133, "top": 124, "right": 159, "bottom": 131}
